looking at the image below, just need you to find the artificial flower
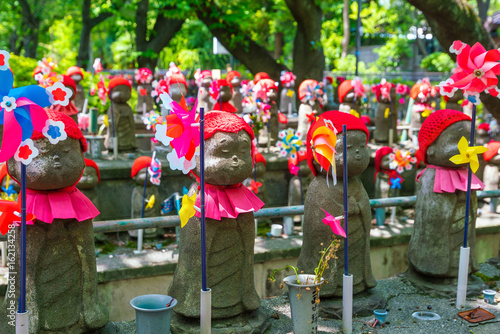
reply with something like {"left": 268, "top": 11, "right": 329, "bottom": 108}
{"left": 0, "top": 50, "right": 10, "bottom": 71}
{"left": 14, "top": 139, "right": 39, "bottom": 165}
{"left": 277, "top": 128, "right": 303, "bottom": 157}
{"left": 46, "top": 81, "right": 73, "bottom": 106}
{"left": 93, "top": 58, "right": 102, "bottom": 74}
{"left": 247, "top": 180, "right": 262, "bottom": 194}
{"left": 42, "top": 119, "right": 67, "bottom": 144}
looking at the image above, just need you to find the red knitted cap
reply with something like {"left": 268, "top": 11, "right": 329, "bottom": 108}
{"left": 258, "top": 78, "right": 277, "bottom": 91}
{"left": 84, "top": 158, "right": 100, "bottom": 183}
{"left": 298, "top": 79, "right": 319, "bottom": 101}
{"left": 484, "top": 141, "right": 500, "bottom": 162}
{"left": 478, "top": 123, "right": 490, "bottom": 132}
{"left": 226, "top": 70, "right": 241, "bottom": 84}
{"left": 306, "top": 110, "right": 369, "bottom": 176}
{"left": 417, "top": 109, "right": 471, "bottom": 164}
{"left": 254, "top": 72, "right": 270, "bottom": 84}
{"left": 66, "top": 66, "right": 84, "bottom": 78}
{"left": 108, "top": 77, "right": 132, "bottom": 93}
{"left": 169, "top": 73, "right": 187, "bottom": 89}
{"left": 131, "top": 156, "right": 152, "bottom": 178}
{"left": 255, "top": 153, "right": 266, "bottom": 166}
{"left": 31, "top": 109, "right": 87, "bottom": 152}
{"left": 338, "top": 80, "right": 353, "bottom": 103}
{"left": 200, "top": 70, "right": 212, "bottom": 79}
{"left": 62, "top": 75, "right": 77, "bottom": 97}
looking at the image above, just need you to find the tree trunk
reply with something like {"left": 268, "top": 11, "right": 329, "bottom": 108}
{"left": 135, "top": 0, "right": 185, "bottom": 71}
{"left": 406, "top": 0, "right": 500, "bottom": 120}
{"left": 341, "top": 0, "right": 350, "bottom": 58}
{"left": 195, "top": 0, "right": 287, "bottom": 80}
{"left": 18, "top": 0, "right": 39, "bottom": 58}
{"left": 286, "top": 0, "right": 325, "bottom": 85}
{"left": 77, "top": 0, "right": 113, "bottom": 69}
{"left": 477, "top": 0, "right": 490, "bottom": 24}
{"left": 274, "top": 32, "right": 284, "bottom": 60}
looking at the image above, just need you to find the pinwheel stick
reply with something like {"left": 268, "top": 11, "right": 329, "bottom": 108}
{"left": 82, "top": 69, "right": 95, "bottom": 115}
{"left": 342, "top": 124, "right": 349, "bottom": 275}
{"left": 136, "top": 163, "right": 150, "bottom": 253}
{"left": 19, "top": 164, "right": 27, "bottom": 314}
{"left": 463, "top": 104, "right": 476, "bottom": 248}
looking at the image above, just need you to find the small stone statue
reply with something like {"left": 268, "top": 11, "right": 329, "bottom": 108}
{"left": 374, "top": 80, "right": 398, "bottom": 144}
{"left": 135, "top": 68, "right": 155, "bottom": 115}
{"left": 211, "top": 79, "right": 237, "bottom": 113}
{"left": 77, "top": 158, "right": 101, "bottom": 212}
{"left": 338, "top": 79, "right": 363, "bottom": 115}
{"left": 170, "top": 111, "right": 264, "bottom": 321}
{"left": 279, "top": 71, "right": 297, "bottom": 115}
{"left": 6, "top": 110, "right": 108, "bottom": 333}
{"left": 258, "top": 79, "right": 279, "bottom": 146}
{"left": 129, "top": 156, "right": 161, "bottom": 238}
{"left": 298, "top": 111, "right": 376, "bottom": 297}
{"left": 48, "top": 75, "right": 79, "bottom": 123}
{"left": 104, "top": 77, "right": 137, "bottom": 152}
{"left": 296, "top": 79, "right": 322, "bottom": 141}
{"left": 409, "top": 80, "right": 435, "bottom": 144}
{"left": 287, "top": 151, "right": 313, "bottom": 209}
{"left": 227, "top": 70, "right": 243, "bottom": 114}
{"left": 408, "top": 109, "right": 481, "bottom": 278}
{"left": 483, "top": 142, "right": 500, "bottom": 213}
{"left": 0, "top": 163, "right": 20, "bottom": 199}
{"left": 250, "top": 153, "right": 268, "bottom": 204}
{"left": 66, "top": 66, "right": 86, "bottom": 113}
{"left": 196, "top": 69, "right": 214, "bottom": 113}
{"left": 444, "top": 89, "right": 464, "bottom": 112}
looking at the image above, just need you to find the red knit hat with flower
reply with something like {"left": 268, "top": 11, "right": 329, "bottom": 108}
{"left": 307, "top": 110, "right": 369, "bottom": 176}
{"left": 298, "top": 79, "right": 319, "bottom": 101}
{"left": 108, "top": 77, "right": 132, "bottom": 94}
{"left": 374, "top": 146, "right": 393, "bottom": 182}
{"left": 61, "top": 75, "right": 77, "bottom": 99}
{"left": 168, "top": 73, "right": 187, "bottom": 90}
{"left": 226, "top": 70, "right": 241, "bottom": 84}
{"left": 478, "top": 123, "right": 490, "bottom": 132}
{"left": 131, "top": 156, "right": 152, "bottom": 178}
{"left": 84, "top": 158, "right": 101, "bottom": 183}
{"left": 484, "top": 141, "right": 500, "bottom": 162}
{"left": 31, "top": 109, "right": 88, "bottom": 152}
{"left": 416, "top": 109, "right": 471, "bottom": 164}
{"left": 338, "top": 80, "right": 353, "bottom": 103}
{"left": 204, "top": 111, "right": 256, "bottom": 161}
{"left": 257, "top": 78, "right": 277, "bottom": 92}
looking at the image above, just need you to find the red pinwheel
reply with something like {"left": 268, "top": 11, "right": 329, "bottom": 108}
{"left": 0, "top": 66, "right": 50, "bottom": 162}
{"left": 0, "top": 196, "right": 35, "bottom": 235}
{"left": 247, "top": 180, "right": 262, "bottom": 194}
{"left": 440, "top": 41, "right": 500, "bottom": 103}
{"left": 135, "top": 68, "right": 153, "bottom": 84}
{"left": 166, "top": 99, "right": 199, "bottom": 161}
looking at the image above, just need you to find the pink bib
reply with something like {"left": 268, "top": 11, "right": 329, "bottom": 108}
{"left": 417, "top": 165, "right": 484, "bottom": 193}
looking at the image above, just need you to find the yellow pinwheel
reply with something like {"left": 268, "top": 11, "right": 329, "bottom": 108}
{"left": 179, "top": 192, "right": 197, "bottom": 227}
{"left": 145, "top": 195, "right": 155, "bottom": 209}
{"left": 449, "top": 137, "right": 488, "bottom": 173}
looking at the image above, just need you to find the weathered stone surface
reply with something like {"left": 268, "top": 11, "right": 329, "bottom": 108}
{"left": 319, "top": 287, "right": 387, "bottom": 319}
{"left": 70, "top": 74, "right": 85, "bottom": 113}
{"left": 279, "top": 87, "right": 296, "bottom": 114}
{"left": 408, "top": 120, "right": 479, "bottom": 278}
{"left": 298, "top": 130, "right": 376, "bottom": 297}
{"left": 135, "top": 83, "right": 155, "bottom": 115}
{"left": 169, "top": 127, "right": 262, "bottom": 320}
{"left": 268, "top": 90, "right": 279, "bottom": 147}
{"left": 374, "top": 87, "right": 398, "bottom": 144}
{"left": 105, "top": 84, "right": 137, "bottom": 152}
{"left": 230, "top": 76, "right": 244, "bottom": 114}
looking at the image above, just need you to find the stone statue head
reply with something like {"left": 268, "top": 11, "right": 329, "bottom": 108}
{"left": 78, "top": 159, "right": 100, "bottom": 190}
{"left": 169, "top": 84, "right": 187, "bottom": 103}
{"left": 70, "top": 74, "right": 83, "bottom": 84}
{"left": 230, "top": 75, "right": 241, "bottom": 87}
{"left": 7, "top": 111, "right": 86, "bottom": 191}
{"left": 194, "top": 111, "right": 255, "bottom": 186}
{"left": 108, "top": 77, "right": 132, "bottom": 103}
{"left": 219, "top": 85, "right": 233, "bottom": 103}
{"left": 131, "top": 156, "right": 154, "bottom": 186}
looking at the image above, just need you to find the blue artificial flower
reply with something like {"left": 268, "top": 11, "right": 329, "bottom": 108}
{"left": 47, "top": 124, "right": 61, "bottom": 139}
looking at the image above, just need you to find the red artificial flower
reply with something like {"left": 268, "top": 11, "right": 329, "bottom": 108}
{"left": 18, "top": 145, "right": 32, "bottom": 160}
{"left": 247, "top": 180, "right": 262, "bottom": 194}
{"left": 52, "top": 88, "right": 67, "bottom": 102}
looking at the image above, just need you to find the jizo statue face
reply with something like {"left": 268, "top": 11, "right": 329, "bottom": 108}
{"left": 267, "top": 90, "right": 278, "bottom": 102}
{"left": 334, "top": 131, "right": 370, "bottom": 178}
{"left": 426, "top": 121, "right": 471, "bottom": 168}
{"left": 219, "top": 85, "right": 232, "bottom": 102}
{"left": 70, "top": 74, "right": 83, "bottom": 83}
{"left": 110, "top": 85, "right": 131, "bottom": 103}
{"left": 133, "top": 168, "right": 153, "bottom": 186}
{"left": 195, "top": 131, "right": 253, "bottom": 185}
{"left": 7, "top": 138, "right": 85, "bottom": 190}
{"left": 169, "top": 84, "right": 187, "bottom": 103}
{"left": 230, "top": 76, "right": 241, "bottom": 87}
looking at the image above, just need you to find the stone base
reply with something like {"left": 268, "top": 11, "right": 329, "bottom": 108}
{"left": 402, "top": 269, "right": 486, "bottom": 298}
{"left": 97, "top": 321, "right": 136, "bottom": 334}
{"left": 319, "top": 287, "right": 387, "bottom": 319}
{"left": 171, "top": 308, "right": 270, "bottom": 334}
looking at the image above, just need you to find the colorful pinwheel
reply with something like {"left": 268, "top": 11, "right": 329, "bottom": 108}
{"left": 247, "top": 180, "right": 262, "bottom": 194}
{"left": 0, "top": 196, "right": 35, "bottom": 235}
{"left": 135, "top": 68, "right": 153, "bottom": 84}
{"left": 321, "top": 209, "right": 346, "bottom": 238}
{"left": 280, "top": 71, "right": 296, "bottom": 88}
{"left": 0, "top": 66, "right": 51, "bottom": 162}
{"left": 148, "top": 151, "right": 162, "bottom": 185}
{"left": 309, "top": 117, "right": 338, "bottom": 182}
{"left": 449, "top": 137, "right": 488, "bottom": 173}
{"left": 439, "top": 41, "right": 500, "bottom": 104}
{"left": 389, "top": 149, "right": 417, "bottom": 174}
{"left": 277, "top": 128, "right": 303, "bottom": 157}
{"left": 93, "top": 58, "right": 103, "bottom": 74}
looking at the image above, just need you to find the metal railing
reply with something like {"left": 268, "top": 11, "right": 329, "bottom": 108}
{"left": 1, "top": 190, "right": 499, "bottom": 241}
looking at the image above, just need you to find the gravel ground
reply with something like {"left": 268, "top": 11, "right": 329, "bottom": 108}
{"left": 262, "top": 268, "right": 500, "bottom": 334}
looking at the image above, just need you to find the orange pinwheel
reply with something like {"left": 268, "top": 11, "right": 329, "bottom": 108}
{"left": 309, "top": 117, "right": 338, "bottom": 181}
{"left": 0, "top": 196, "right": 35, "bottom": 235}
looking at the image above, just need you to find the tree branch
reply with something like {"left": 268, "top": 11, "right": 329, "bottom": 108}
{"left": 195, "top": 0, "right": 287, "bottom": 80}
{"left": 90, "top": 12, "right": 113, "bottom": 29}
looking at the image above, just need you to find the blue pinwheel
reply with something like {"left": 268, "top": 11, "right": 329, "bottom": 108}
{"left": 390, "top": 177, "right": 402, "bottom": 189}
{"left": 0, "top": 66, "right": 51, "bottom": 162}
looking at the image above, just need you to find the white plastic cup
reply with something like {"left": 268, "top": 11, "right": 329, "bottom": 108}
{"left": 270, "top": 224, "right": 283, "bottom": 237}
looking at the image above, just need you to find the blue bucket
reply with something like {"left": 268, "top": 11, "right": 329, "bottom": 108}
{"left": 375, "top": 208, "right": 386, "bottom": 226}
{"left": 130, "top": 294, "right": 177, "bottom": 334}
{"left": 374, "top": 309, "right": 388, "bottom": 325}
